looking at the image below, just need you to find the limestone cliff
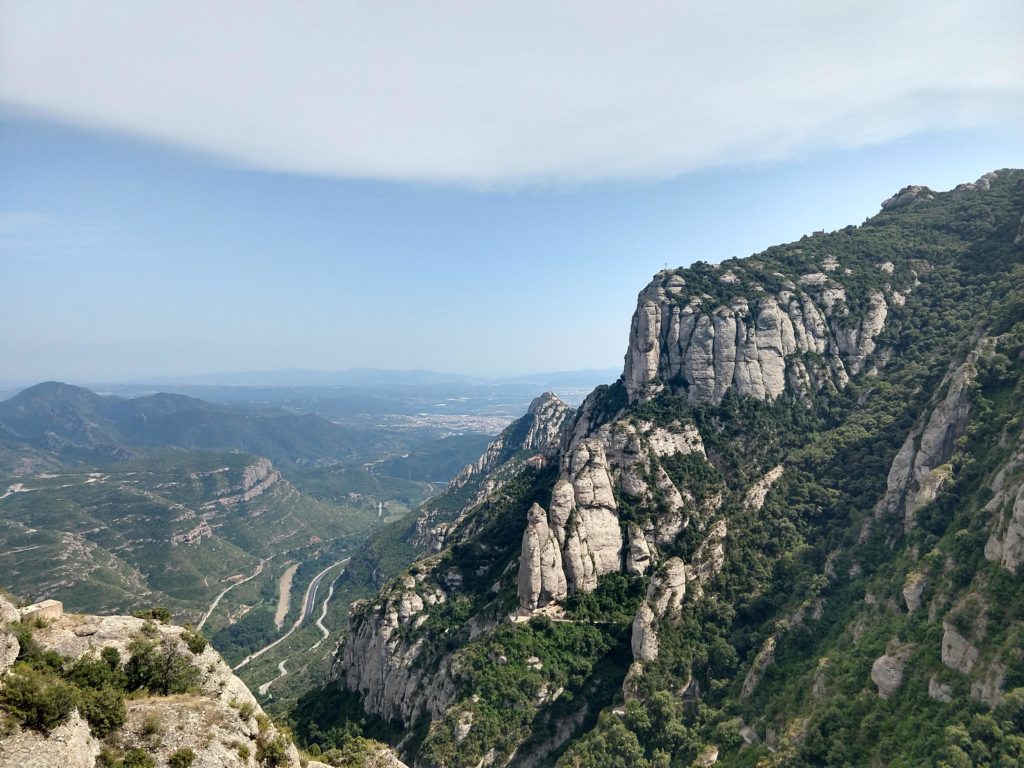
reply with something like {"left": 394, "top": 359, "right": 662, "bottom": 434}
{"left": 875, "top": 338, "right": 992, "bottom": 532}
{"left": 984, "top": 431, "right": 1024, "bottom": 573}
{"left": 622, "top": 259, "right": 896, "bottom": 405}
{"left": 449, "top": 393, "right": 570, "bottom": 494}
{"left": 516, "top": 414, "right": 713, "bottom": 612}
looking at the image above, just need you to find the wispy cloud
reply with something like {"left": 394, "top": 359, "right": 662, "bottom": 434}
{"left": 1, "top": 1, "right": 1022, "bottom": 186}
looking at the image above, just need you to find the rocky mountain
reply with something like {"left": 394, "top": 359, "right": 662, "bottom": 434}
{"left": 336, "top": 393, "right": 573, "bottom": 595}
{"left": 304, "top": 170, "right": 1024, "bottom": 767}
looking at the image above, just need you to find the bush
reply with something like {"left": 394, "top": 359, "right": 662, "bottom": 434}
{"left": 77, "top": 685, "right": 126, "bottom": 737}
{"left": 140, "top": 712, "right": 162, "bottom": 738}
{"left": 66, "top": 652, "right": 128, "bottom": 691}
{"left": 132, "top": 607, "right": 172, "bottom": 623}
{"left": 256, "top": 732, "right": 290, "bottom": 767}
{"left": 122, "top": 748, "right": 156, "bottom": 768}
{"left": 181, "top": 626, "right": 207, "bottom": 655}
{"left": 124, "top": 638, "right": 199, "bottom": 695}
{"left": 0, "top": 662, "right": 77, "bottom": 733}
{"left": 168, "top": 747, "right": 196, "bottom": 768}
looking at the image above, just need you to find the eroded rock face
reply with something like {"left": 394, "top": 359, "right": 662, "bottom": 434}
{"left": 342, "top": 586, "right": 457, "bottom": 725}
{"left": 518, "top": 503, "right": 568, "bottom": 611}
{"left": 876, "top": 339, "right": 990, "bottom": 531}
{"left": 741, "top": 637, "right": 777, "bottom": 701}
{"left": 686, "top": 520, "right": 728, "bottom": 599}
{"left": 971, "top": 663, "right": 1007, "bottom": 706}
{"left": 549, "top": 439, "right": 622, "bottom": 594}
{"left": 929, "top": 676, "right": 954, "bottom": 703}
{"left": 450, "top": 392, "right": 570, "bottom": 493}
{"left": 984, "top": 432, "right": 1024, "bottom": 573}
{"left": 631, "top": 603, "right": 659, "bottom": 663}
{"left": 871, "top": 645, "right": 913, "bottom": 698}
{"left": 622, "top": 266, "right": 891, "bottom": 405}
{"left": 215, "top": 457, "right": 282, "bottom": 507}
{"left": 0, "top": 710, "right": 99, "bottom": 768}
{"left": 941, "top": 622, "right": 979, "bottom": 675}
{"left": 630, "top": 558, "right": 687, "bottom": 664}
{"left": 902, "top": 572, "right": 927, "bottom": 613}
{"left": 744, "top": 465, "right": 784, "bottom": 512}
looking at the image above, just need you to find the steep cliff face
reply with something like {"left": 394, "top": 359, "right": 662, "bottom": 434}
{"left": 874, "top": 337, "right": 992, "bottom": 533}
{"left": 984, "top": 431, "right": 1024, "bottom": 573}
{"left": 516, "top": 414, "right": 714, "bottom": 612}
{"left": 622, "top": 262, "right": 894, "bottom": 405}
{"left": 325, "top": 170, "right": 1024, "bottom": 768}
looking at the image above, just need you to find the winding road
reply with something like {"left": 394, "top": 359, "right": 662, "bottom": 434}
{"left": 308, "top": 568, "right": 344, "bottom": 651}
{"left": 233, "top": 556, "right": 350, "bottom": 671}
{"left": 196, "top": 556, "right": 273, "bottom": 631}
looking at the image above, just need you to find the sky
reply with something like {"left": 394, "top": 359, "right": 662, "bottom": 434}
{"left": 1, "top": 2, "right": 1023, "bottom": 384}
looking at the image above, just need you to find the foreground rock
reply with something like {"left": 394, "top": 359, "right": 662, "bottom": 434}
{"left": 0, "top": 594, "right": 403, "bottom": 768}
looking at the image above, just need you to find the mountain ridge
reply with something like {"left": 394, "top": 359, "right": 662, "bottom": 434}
{"left": 314, "top": 168, "right": 1024, "bottom": 767}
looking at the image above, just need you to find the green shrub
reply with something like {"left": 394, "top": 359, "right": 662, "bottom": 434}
{"left": 132, "top": 607, "right": 172, "bottom": 623}
{"left": 180, "top": 626, "right": 207, "bottom": 655}
{"left": 77, "top": 684, "right": 126, "bottom": 737}
{"left": 124, "top": 638, "right": 199, "bottom": 695}
{"left": 140, "top": 712, "right": 162, "bottom": 738}
{"left": 256, "top": 732, "right": 290, "bottom": 766}
{"left": 0, "top": 662, "right": 77, "bottom": 733}
{"left": 122, "top": 748, "right": 156, "bottom": 768}
{"left": 167, "top": 747, "right": 196, "bottom": 768}
{"left": 66, "top": 651, "right": 128, "bottom": 691}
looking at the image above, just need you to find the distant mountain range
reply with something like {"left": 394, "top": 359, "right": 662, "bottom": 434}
{"left": 0, "top": 381, "right": 425, "bottom": 471}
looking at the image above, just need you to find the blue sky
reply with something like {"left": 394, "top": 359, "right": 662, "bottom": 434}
{"left": 2, "top": 3, "right": 1023, "bottom": 383}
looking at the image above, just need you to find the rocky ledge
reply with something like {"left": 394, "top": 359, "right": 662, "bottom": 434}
{"left": 0, "top": 595, "right": 346, "bottom": 768}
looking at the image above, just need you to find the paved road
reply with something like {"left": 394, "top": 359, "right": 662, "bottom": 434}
{"left": 196, "top": 556, "right": 273, "bottom": 631}
{"left": 234, "top": 556, "right": 350, "bottom": 670}
{"left": 308, "top": 567, "right": 344, "bottom": 652}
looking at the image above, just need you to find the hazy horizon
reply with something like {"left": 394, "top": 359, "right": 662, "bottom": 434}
{"left": 3, "top": 3, "right": 1023, "bottom": 382}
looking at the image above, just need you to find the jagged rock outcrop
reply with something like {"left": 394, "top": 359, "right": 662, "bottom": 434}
{"left": 622, "top": 262, "right": 892, "bottom": 405}
{"left": 970, "top": 662, "right": 1007, "bottom": 706}
{"left": 871, "top": 644, "right": 913, "bottom": 698}
{"left": 744, "top": 465, "right": 784, "bottom": 512}
{"left": 449, "top": 392, "right": 570, "bottom": 493}
{"left": 548, "top": 438, "right": 622, "bottom": 594}
{"left": 902, "top": 572, "right": 927, "bottom": 613}
{"left": 928, "top": 676, "right": 954, "bottom": 703}
{"left": 740, "top": 637, "right": 776, "bottom": 701}
{"left": 516, "top": 413, "right": 713, "bottom": 610}
{"left": 941, "top": 622, "right": 979, "bottom": 674}
{"left": 517, "top": 503, "right": 568, "bottom": 611}
{"left": 984, "top": 432, "right": 1024, "bottom": 573}
{"left": 212, "top": 457, "right": 282, "bottom": 507}
{"left": 0, "top": 710, "right": 99, "bottom": 768}
{"left": 881, "top": 185, "right": 933, "bottom": 210}
{"left": 0, "top": 595, "right": 316, "bottom": 768}
{"left": 341, "top": 580, "right": 458, "bottom": 725}
{"left": 630, "top": 558, "right": 687, "bottom": 663}
{"left": 685, "top": 520, "right": 728, "bottom": 599}
{"left": 875, "top": 339, "right": 990, "bottom": 531}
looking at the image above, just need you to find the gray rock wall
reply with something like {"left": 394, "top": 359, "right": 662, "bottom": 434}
{"left": 622, "top": 265, "right": 892, "bottom": 405}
